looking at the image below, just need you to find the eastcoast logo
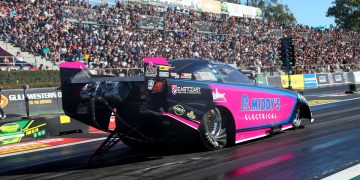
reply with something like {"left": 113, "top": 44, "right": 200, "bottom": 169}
{"left": 0, "top": 95, "right": 8, "bottom": 108}
{"left": 171, "top": 85, "right": 201, "bottom": 95}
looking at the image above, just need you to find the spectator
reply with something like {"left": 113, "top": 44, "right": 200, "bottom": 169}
{"left": 0, "top": 0, "right": 358, "bottom": 74}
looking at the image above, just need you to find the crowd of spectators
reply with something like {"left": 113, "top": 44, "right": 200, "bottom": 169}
{"left": 0, "top": 0, "right": 359, "bottom": 73}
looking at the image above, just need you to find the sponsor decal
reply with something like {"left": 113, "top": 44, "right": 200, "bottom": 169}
{"left": 145, "top": 62, "right": 157, "bottom": 77}
{"left": 241, "top": 94, "right": 281, "bottom": 121}
{"left": 29, "top": 99, "right": 53, "bottom": 105}
{"left": 159, "top": 71, "right": 169, "bottom": 77}
{"left": 159, "top": 65, "right": 169, "bottom": 71}
{"left": 180, "top": 73, "right": 192, "bottom": 79}
{"left": 4, "top": 92, "right": 61, "bottom": 106}
{"left": 319, "top": 76, "right": 327, "bottom": 83}
{"left": 0, "top": 95, "right": 8, "bottom": 108}
{"left": 8, "top": 92, "right": 62, "bottom": 101}
{"left": 303, "top": 74, "right": 318, "bottom": 88}
{"left": 187, "top": 111, "right": 196, "bottom": 120}
{"left": 334, "top": 74, "right": 342, "bottom": 82}
{"left": 172, "top": 105, "right": 185, "bottom": 116}
{"left": 212, "top": 88, "right": 226, "bottom": 102}
{"left": 244, "top": 113, "right": 277, "bottom": 121}
{"left": 170, "top": 72, "right": 179, "bottom": 78}
{"left": 171, "top": 85, "right": 178, "bottom": 95}
{"left": 241, "top": 94, "right": 281, "bottom": 111}
{"left": 0, "top": 120, "right": 47, "bottom": 145}
{"left": 147, "top": 80, "right": 155, "bottom": 90}
{"left": 304, "top": 77, "right": 317, "bottom": 81}
{"left": 0, "top": 123, "right": 22, "bottom": 134}
{"left": 171, "top": 85, "right": 201, "bottom": 95}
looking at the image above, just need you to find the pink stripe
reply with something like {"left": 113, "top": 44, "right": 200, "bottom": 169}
{"left": 143, "top": 57, "right": 169, "bottom": 65}
{"left": 281, "top": 124, "right": 293, "bottom": 131}
{"left": 161, "top": 113, "right": 199, "bottom": 130}
{"left": 60, "top": 62, "right": 88, "bottom": 69}
{"left": 235, "top": 128, "right": 271, "bottom": 143}
{"left": 226, "top": 153, "right": 295, "bottom": 177}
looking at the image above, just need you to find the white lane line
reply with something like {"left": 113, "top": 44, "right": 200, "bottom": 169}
{"left": 310, "top": 97, "right": 360, "bottom": 107}
{"left": 322, "top": 164, "right": 360, "bottom": 180}
{"left": 307, "top": 93, "right": 348, "bottom": 97}
{"left": 0, "top": 137, "right": 106, "bottom": 158}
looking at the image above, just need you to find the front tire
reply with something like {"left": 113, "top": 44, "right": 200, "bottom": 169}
{"left": 292, "top": 108, "right": 303, "bottom": 128}
{"left": 199, "top": 108, "right": 227, "bottom": 150}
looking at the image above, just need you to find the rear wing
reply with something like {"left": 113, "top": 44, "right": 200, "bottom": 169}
{"left": 59, "top": 58, "right": 171, "bottom": 131}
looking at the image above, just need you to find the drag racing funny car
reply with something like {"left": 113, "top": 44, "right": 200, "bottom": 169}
{"left": 59, "top": 57, "right": 313, "bottom": 152}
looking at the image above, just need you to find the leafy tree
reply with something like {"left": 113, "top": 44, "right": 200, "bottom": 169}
{"left": 246, "top": 0, "right": 296, "bottom": 24}
{"left": 327, "top": 0, "right": 360, "bottom": 31}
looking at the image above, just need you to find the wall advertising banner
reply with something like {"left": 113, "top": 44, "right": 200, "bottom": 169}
{"left": 303, "top": 74, "right": 318, "bottom": 89}
{"left": 280, "top": 75, "right": 304, "bottom": 90}
{"left": 256, "top": 75, "right": 268, "bottom": 85}
{"left": 316, "top": 73, "right": 330, "bottom": 86}
{"left": 128, "top": 0, "right": 202, "bottom": 11}
{"left": 201, "top": 0, "right": 221, "bottom": 14}
{"left": 159, "top": 0, "right": 202, "bottom": 11}
{"left": 267, "top": 76, "right": 282, "bottom": 88}
{"left": 221, "top": 2, "right": 244, "bottom": 17}
{"left": 332, "top": 73, "right": 345, "bottom": 84}
{"left": 346, "top": 72, "right": 356, "bottom": 83}
{"left": 353, "top": 72, "right": 360, "bottom": 83}
{"left": 242, "top": 6, "right": 262, "bottom": 19}
{"left": 1, "top": 88, "right": 63, "bottom": 117}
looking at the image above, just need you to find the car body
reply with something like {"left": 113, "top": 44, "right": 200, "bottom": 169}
{"left": 60, "top": 57, "right": 313, "bottom": 150}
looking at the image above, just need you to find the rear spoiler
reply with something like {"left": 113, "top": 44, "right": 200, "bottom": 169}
{"left": 58, "top": 58, "right": 171, "bottom": 130}
{"left": 59, "top": 62, "right": 144, "bottom": 84}
{"left": 59, "top": 57, "right": 171, "bottom": 84}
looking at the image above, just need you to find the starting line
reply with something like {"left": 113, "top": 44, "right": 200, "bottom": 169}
{"left": 323, "top": 164, "right": 360, "bottom": 180}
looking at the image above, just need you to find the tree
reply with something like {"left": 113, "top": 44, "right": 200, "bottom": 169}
{"left": 327, "top": 0, "right": 360, "bottom": 31}
{"left": 247, "top": 0, "right": 296, "bottom": 24}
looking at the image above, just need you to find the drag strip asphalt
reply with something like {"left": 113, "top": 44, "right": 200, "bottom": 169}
{"left": 0, "top": 87, "right": 360, "bottom": 179}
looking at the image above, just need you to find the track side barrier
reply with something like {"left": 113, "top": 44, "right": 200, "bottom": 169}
{"left": 264, "top": 71, "right": 359, "bottom": 90}
{"left": 266, "top": 76, "right": 282, "bottom": 88}
{"left": 280, "top": 74, "right": 305, "bottom": 90}
{"left": 303, "top": 74, "right": 318, "bottom": 89}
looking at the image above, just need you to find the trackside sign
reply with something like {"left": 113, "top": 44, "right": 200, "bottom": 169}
{"left": 1, "top": 88, "right": 63, "bottom": 117}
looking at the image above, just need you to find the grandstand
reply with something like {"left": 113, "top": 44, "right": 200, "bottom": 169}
{"left": 0, "top": 0, "right": 359, "bottom": 74}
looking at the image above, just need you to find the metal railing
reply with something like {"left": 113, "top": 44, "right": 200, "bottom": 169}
{"left": 0, "top": 56, "right": 16, "bottom": 67}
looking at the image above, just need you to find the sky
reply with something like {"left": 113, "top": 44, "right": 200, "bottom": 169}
{"left": 240, "top": 0, "right": 336, "bottom": 27}
{"left": 92, "top": 0, "right": 336, "bottom": 27}
{"left": 279, "top": 0, "right": 335, "bottom": 27}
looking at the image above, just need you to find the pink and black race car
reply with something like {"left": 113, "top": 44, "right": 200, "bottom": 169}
{"left": 60, "top": 57, "right": 313, "bottom": 151}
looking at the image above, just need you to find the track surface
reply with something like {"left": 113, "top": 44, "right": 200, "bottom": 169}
{"left": 1, "top": 86, "right": 360, "bottom": 179}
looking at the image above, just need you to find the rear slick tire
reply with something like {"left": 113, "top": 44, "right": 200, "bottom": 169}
{"left": 199, "top": 108, "right": 227, "bottom": 151}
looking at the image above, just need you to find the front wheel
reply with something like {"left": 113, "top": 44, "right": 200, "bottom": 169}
{"left": 199, "top": 108, "right": 227, "bottom": 150}
{"left": 292, "top": 108, "right": 303, "bottom": 128}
